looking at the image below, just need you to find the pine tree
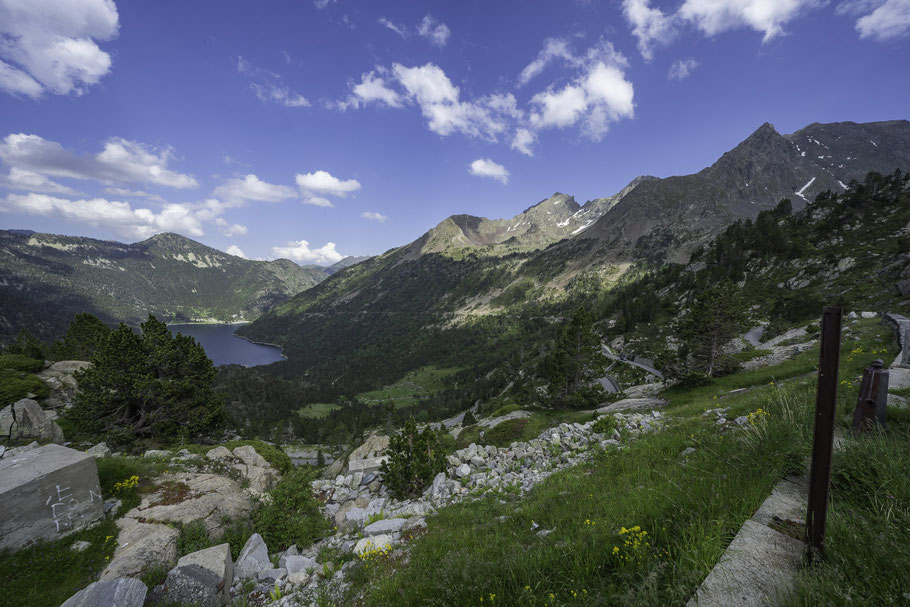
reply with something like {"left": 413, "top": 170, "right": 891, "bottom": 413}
{"left": 545, "top": 306, "right": 608, "bottom": 404}
{"left": 51, "top": 313, "right": 111, "bottom": 361}
{"left": 674, "top": 280, "right": 749, "bottom": 376}
{"left": 68, "top": 315, "right": 224, "bottom": 446}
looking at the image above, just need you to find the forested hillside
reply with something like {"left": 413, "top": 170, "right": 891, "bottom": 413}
{"left": 0, "top": 231, "right": 329, "bottom": 342}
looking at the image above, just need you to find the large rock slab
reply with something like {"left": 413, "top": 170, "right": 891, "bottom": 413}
{"left": 100, "top": 517, "right": 178, "bottom": 581}
{"left": 347, "top": 456, "right": 388, "bottom": 474}
{"left": 60, "top": 577, "right": 147, "bottom": 607}
{"left": 0, "top": 444, "right": 103, "bottom": 551}
{"left": 687, "top": 520, "right": 804, "bottom": 607}
{"left": 363, "top": 518, "right": 407, "bottom": 536}
{"left": 348, "top": 434, "right": 389, "bottom": 462}
{"left": 0, "top": 398, "right": 65, "bottom": 443}
{"left": 235, "top": 533, "right": 270, "bottom": 580}
{"left": 596, "top": 398, "right": 667, "bottom": 414}
{"left": 231, "top": 445, "right": 278, "bottom": 493}
{"left": 152, "top": 543, "right": 233, "bottom": 607}
{"left": 126, "top": 473, "right": 252, "bottom": 539}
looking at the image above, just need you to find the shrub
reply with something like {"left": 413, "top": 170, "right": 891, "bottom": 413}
{"left": 254, "top": 468, "right": 328, "bottom": 551}
{"left": 380, "top": 418, "right": 447, "bottom": 499}
{"left": 483, "top": 418, "right": 530, "bottom": 447}
{"left": 215, "top": 518, "right": 254, "bottom": 560}
{"left": 0, "top": 354, "right": 44, "bottom": 373}
{"left": 0, "top": 368, "right": 49, "bottom": 407}
{"left": 177, "top": 519, "right": 211, "bottom": 556}
{"left": 461, "top": 409, "right": 477, "bottom": 426}
{"left": 490, "top": 403, "right": 520, "bottom": 418}
{"left": 677, "top": 371, "right": 712, "bottom": 389}
{"left": 593, "top": 415, "right": 618, "bottom": 436}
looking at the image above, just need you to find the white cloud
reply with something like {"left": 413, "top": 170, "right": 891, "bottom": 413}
{"left": 518, "top": 38, "right": 577, "bottom": 86}
{"left": 302, "top": 196, "right": 334, "bottom": 207}
{"left": 417, "top": 15, "right": 451, "bottom": 47}
{"left": 469, "top": 158, "right": 510, "bottom": 184}
{"left": 0, "top": 0, "right": 119, "bottom": 98}
{"left": 0, "top": 192, "right": 205, "bottom": 240}
{"left": 272, "top": 239, "right": 344, "bottom": 265}
{"left": 313, "top": 0, "right": 335, "bottom": 9}
{"left": 215, "top": 218, "right": 248, "bottom": 237}
{"left": 213, "top": 174, "right": 295, "bottom": 205}
{"left": 0, "top": 60, "right": 43, "bottom": 98}
{"left": 361, "top": 211, "right": 389, "bottom": 222}
{"left": 296, "top": 170, "right": 361, "bottom": 197}
{"left": 851, "top": 0, "right": 910, "bottom": 39}
{"left": 0, "top": 133, "right": 198, "bottom": 188}
{"left": 511, "top": 128, "right": 537, "bottom": 156}
{"left": 623, "top": 0, "right": 676, "bottom": 60}
{"left": 378, "top": 17, "right": 408, "bottom": 38}
{"left": 1, "top": 167, "right": 77, "bottom": 194}
{"left": 668, "top": 57, "right": 699, "bottom": 80}
{"left": 391, "top": 63, "right": 519, "bottom": 139}
{"left": 529, "top": 59, "right": 634, "bottom": 140}
{"left": 335, "top": 70, "right": 403, "bottom": 110}
{"left": 103, "top": 187, "right": 165, "bottom": 202}
{"left": 678, "top": 0, "right": 822, "bottom": 41}
{"left": 237, "top": 56, "right": 309, "bottom": 108}
{"left": 225, "top": 245, "right": 247, "bottom": 258}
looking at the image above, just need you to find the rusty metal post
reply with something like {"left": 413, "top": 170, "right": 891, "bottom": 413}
{"left": 851, "top": 360, "right": 889, "bottom": 434}
{"left": 806, "top": 306, "right": 842, "bottom": 563}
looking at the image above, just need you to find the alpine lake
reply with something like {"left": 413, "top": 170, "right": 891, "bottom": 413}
{"left": 167, "top": 323, "right": 285, "bottom": 367}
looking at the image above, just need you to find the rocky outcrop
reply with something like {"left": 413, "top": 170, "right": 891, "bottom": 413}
{"left": 0, "top": 444, "right": 103, "bottom": 551}
{"left": 231, "top": 445, "right": 278, "bottom": 494}
{"left": 235, "top": 533, "right": 271, "bottom": 580}
{"left": 60, "top": 577, "right": 147, "bottom": 607}
{"left": 0, "top": 398, "right": 65, "bottom": 443}
{"left": 100, "top": 518, "right": 179, "bottom": 581}
{"left": 36, "top": 361, "right": 91, "bottom": 411}
{"left": 150, "top": 543, "right": 233, "bottom": 607}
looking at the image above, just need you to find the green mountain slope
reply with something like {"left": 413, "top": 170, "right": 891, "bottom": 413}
{"left": 237, "top": 120, "right": 910, "bottom": 415}
{"left": 0, "top": 231, "right": 329, "bottom": 341}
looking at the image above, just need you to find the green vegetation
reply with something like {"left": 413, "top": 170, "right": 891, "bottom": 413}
{"left": 0, "top": 354, "right": 48, "bottom": 406}
{"left": 674, "top": 280, "right": 749, "bottom": 376}
{"left": 177, "top": 520, "right": 211, "bottom": 556}
{"left": 786, "top": 423, "right": 910, "bottom": 606}
{"left": 541, "top": 306, "right": 608, "bottom": 407}
{"left": 49, "top": 313, "right": 111, "bottom": 361}
{"left": 0, "top": 518, "right": 119, "bottom": 607}
{"left": 359, "top": 366, "right": 462, "bottom": 409}
{"left": 380, "top": 418, "right": 448, "bottom": 499}
{"left": 65, "top": 315, "right": 224, "bottom": 448}
{"left": 254, "top": 468, "right": 328, "bottom": 551}
{"left": 345, "top": 318, "right": 898, "bottom": 606}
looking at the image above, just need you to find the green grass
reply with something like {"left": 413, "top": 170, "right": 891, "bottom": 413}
{"left": 298, "top": 402, "right": 342, "bottom": 419}
{"left": 785, "top": 422, "right": 910, "bottom": 606}
{"left": 0, "top": 518, "right": 119, "bottom": 607}
{"left": 0, "top": 355, "right": 49, "bottom": 406}
{"left": 358, "top": 366, "right": 461, "bottom": 409}
{"left": 345, "top": 319, "right": 898, "bottom": 606}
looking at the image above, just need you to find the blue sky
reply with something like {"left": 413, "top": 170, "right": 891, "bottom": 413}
{"left": 0, "top": 0, "right": 908, "bottom": 264}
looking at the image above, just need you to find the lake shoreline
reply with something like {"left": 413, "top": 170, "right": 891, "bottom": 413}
{"left": 167, "top": 323, "right": 286, "bottom": 366}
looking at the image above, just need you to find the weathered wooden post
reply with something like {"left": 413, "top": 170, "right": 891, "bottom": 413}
{"left": 806, "top": 306, "right": 842, "bottom": 563}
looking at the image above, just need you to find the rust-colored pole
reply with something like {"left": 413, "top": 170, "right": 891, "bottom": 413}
{"left": 806, "top": 306, "right": 842, "bottom": 563}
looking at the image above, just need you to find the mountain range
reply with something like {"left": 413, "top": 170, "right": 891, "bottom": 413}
{"left": 239, "top": 120, "right": 910, "bottom": 376}
{"left": 0, "top": 231, "right": 333, "bottom": 341}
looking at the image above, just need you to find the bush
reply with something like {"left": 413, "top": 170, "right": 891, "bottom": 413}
{"left": 0, "top": 354, "right": 44, "bottom": 373}
{"left": 461, "top": 409, "right": 477, "bottom": 426}
{"left": 490, "top": 403, "right": 521, "bottom": 418}
{"left": 216, "top": 518, "right": 254, "bottom": 560}
{"left": 380, "top": 418, "right": 447, "bottom": 499}
{"left": 177, "top": 520, "right": 211, "bottom": 556}
{"left": 0, "top": 368, "right": 49, "bottom": 407}
{"left": 254, "top": 468, "right": 328, "bottom": 551}
{"left": 483, "top": 418, "right": 530, "bottom": 447}
{"left": 592, "top": 415, "right": 617, "bottom": 436}
{"left": 676, "top": 371, "right": 712, "bottom": 389}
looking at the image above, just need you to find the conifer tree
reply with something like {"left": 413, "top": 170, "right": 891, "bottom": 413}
{"left": 674, "top": 280, "right": 749, "bottom": 376}
{"left": 545, "top": 306, "right": 608, "bottom": 404}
